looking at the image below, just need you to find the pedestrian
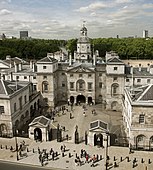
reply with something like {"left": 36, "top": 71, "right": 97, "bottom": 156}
{"left": 50, "top": 148, "right": 53, "bottom": 155}
{"left": 91, "top": 158, "right": 94, "bottom": 167}
{"left": 66, "top": 134, "right": 69, "bottom": 141}
{"left": 97, "top": 154, "right": 99, "bottom": 161}
{"left": 39, "top": 154, "right": 42, "bottom": 162}
{"left": 85, "top": 154, "right": 89, "bottom": 163}
{"left": 83, "top": 111, "right": 86, "bottom": 116}
{"left": 52, "top": 151, "right": 54, "bottom": 161}
{"left": 46, "top": 153, "right": 48, "bottom": 161}
{"left": 63, "top": 144, "right": 66, "bottom": 152}
{"left": 38, "top": 147, "right": 40, "bottom": 154}
{"left": 60, "top": 145, "right": 63, "bottom": 151}
{"left": 70, "top": 112, "right": 72, "bottom": 119}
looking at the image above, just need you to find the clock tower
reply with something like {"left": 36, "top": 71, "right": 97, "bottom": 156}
{"left": 74, "top": 22, "right": 92, "bottom": 63}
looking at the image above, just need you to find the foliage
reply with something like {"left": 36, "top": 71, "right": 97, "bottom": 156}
{"left": 0, "top": 39, "right": 61, "bottom": 60}
{"left": 1, "top": 37, "right": 153, "bottom": 60}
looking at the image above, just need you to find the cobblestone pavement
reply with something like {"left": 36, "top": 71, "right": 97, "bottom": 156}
{"left": 0, "top": 104, "right": 153, "bottom": 169}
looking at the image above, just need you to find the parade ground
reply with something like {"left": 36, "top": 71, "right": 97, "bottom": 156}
{"left": 0, "top": 104, "right": 153, "bottom": 170}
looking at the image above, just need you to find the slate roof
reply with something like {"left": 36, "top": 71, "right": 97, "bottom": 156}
{"left": 107, "top": 57, "right": 124, "bottom": 64}
{"left": 37, "top": 56, "right": 57, "bottom": 63}
{"left": 0, "top": 80, "right": 28, "bottom": 96}
{"left": 133, "top": 67, "right": 152, "bottom": 76}
{"left": 89, "top": 120, "right": 108, "bottom": 131}
{"left": 29, "top": 116, "right": 50, "bottom": 127}
{"left": 127, "top": 84, "right": 153, "bottom": 102}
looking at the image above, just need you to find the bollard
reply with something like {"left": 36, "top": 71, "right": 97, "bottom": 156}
{"left": 76, "top": 153, "right": 77, "bottom": 158}
{"left": 69, "top": 153, "right": 71, "bottom": 158}
{"left": 121, "top": 157, "right": 122, "bottom": 162}
{"left": 1, "top": 145, "right": 2, "bottom": 149}
{"left": 141, "top": 158, "right": 144, "bottom": 163}
{"left": 100, "top": 155, "right": 103, "bottom": 160}
{"left": 5, "top": 145, "right": 7, "bottom": 149}
{"left": 114, "top": 161, "right": 118, "bottom": 168}
{"left": 148, "top": 159, "right": 151, "bottom": 164}
{"left": 33, "top": 148, "right": 35, "bottom": 153}
{"left": 127, "top": 156, "right": 129, "bottom": 162}
{"left": 114, "top": 156, "right": 116, "bottom": 161}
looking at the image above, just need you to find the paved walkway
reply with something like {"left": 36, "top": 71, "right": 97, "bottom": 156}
{"left": 0, "top": 138, "right": 153, "bottom": 170}
{"left": 0, "top": 104, "right": 153, "bottom": 169}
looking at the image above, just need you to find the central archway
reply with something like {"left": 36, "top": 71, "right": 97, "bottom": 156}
{"left": 76, "top": 95, "right": 86, "bottom": 103}
{"left": 34, "top": 128, "right": 42, "bottom": 142}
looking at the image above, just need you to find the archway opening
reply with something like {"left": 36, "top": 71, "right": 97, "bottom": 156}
{"left": 94, "top": 134, "right": 97, "bottom": 146}
{"left": 70, "top": 96, "right": 74, "bottom": 104}
{"left": 136, "top": 135, "right": 146, "bottom": 150}
{"left": 77, "top": 95, "right": 86, "bottom": 103}
{"left": 96, "top": 134, "right": 103, "bottom": 147}
{"left": 88, "top": 97, "right": 92, "bottom": 104}
{"left": 111, "top": 101, "right": 118, "bottom": 111}
{"left": 34, "top": 128, "right": 42, "bottom": 142}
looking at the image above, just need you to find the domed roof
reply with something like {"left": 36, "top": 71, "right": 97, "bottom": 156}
{"left": 77, "top": 36, "right": 90, "bottom": 43}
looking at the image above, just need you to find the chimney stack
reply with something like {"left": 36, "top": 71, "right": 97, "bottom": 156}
{"left": 147, "top": 63, "right": 150, "bottom": 72}
{"left": 138, "top": 63, "right": 141, "bottom": 72}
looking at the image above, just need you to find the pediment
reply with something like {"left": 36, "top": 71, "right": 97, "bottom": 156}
{"left": 89, "top": 127, "right": 107, "bottom": 133}
{"left": 68, "top": 65, "right": 95, "bottom": 73}
{"left": 29, "top": 122, "right": 47, "bottom": 128}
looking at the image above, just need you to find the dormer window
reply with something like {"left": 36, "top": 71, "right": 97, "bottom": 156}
{"left": 43, "top": 66, "right": 46, "bottom": 69}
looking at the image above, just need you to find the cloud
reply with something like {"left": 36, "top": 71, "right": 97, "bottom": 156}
{"left": 0, "top": 9, "right": 12, "bottom": 15}
{"left": 142, "top": 3, "right": 153, "bottom": 9}
{"left": 75, "top": 2, "right": 108, "bottom": 13}
{"left": 115, "top": 0, "right": 132, "bottom": 4}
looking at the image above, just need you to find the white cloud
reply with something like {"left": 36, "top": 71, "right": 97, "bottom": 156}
{"left": 90, "top": 12, "right": 97, "bottom": 16}
{"left": 142, "top": 3, "right": 153, "bottom": 9}
{"left": 75, "top": 2, "right": 108, "bottom": 13}
{"left": 115, "top": 0, "right": 132, "bottom": 4}
{"left": 0, "top": 9, "right": 12, "bottom": 15}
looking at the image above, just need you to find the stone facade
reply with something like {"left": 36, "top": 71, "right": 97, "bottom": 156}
{"left": 123, "top": 85, "right": 153, "bottom": 150}
{"left": 0, "top": 80, "right": 41, "bottom": 137}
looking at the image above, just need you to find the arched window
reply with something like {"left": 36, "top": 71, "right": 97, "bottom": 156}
{"left": 76, "top": 79, "right": 85, "bottom": 91}
{"left": 111, "top": 83, "right": 119, "bottom": 96}
{"left": 42, "top": 81, "right": 48, "bottom": 93}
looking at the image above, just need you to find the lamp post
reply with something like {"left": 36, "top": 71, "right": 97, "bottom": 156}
{"left": 14, "top": 129, "right": 19, "bottom": 161}
{"left": 105, "top": 132, "right": 109, "bottom": 170}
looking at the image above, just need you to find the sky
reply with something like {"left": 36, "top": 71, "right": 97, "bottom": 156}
{"left": 0, "top": 0, "right": 153, "bottom": 39}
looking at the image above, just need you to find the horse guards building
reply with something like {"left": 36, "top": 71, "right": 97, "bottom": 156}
{"left": 0, "top": 24, "right": 153, "bottom": 150}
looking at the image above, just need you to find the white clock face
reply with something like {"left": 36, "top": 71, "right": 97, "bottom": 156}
{"left": 82, "top": 45, "right": 85, "bottom": 51}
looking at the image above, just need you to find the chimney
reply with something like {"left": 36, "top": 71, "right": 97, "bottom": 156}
{"left": 130, "top": 66, "right": 133, "bottom": 75}
{"left": 69, "top": 53, "right": 72, "bottom": 66}
{"left": 19, "top": 63, "right": 22, "bottom": 71}
{"left": 32, "top": 62, "right": 35, "bottom": 72}
{"left": 14, "top": 62, "right": 18, "bottom": 73}
{"left": 138, "top": 63, "right": 141, "bottom": 71}
{"left": 147, "top": 63, "right": 150, "bottom": 72}
{"left": 93, "top": 54, "right": 96, "bottom": 66}
{"left": 30, "top": 60, "right": 33, "bottom": 69}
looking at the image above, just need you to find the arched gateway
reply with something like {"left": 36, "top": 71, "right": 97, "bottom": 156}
{"left": 76, "top": 95, "right": 86, "bottom": 103}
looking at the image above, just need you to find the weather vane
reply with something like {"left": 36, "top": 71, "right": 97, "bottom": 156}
{"left": 83, "top": 20, "right": 86, "bottom": 27}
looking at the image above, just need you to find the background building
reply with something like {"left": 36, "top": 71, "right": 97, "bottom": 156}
{"left": 143, "top": 30, "right": 148, "bottom": 38}
{"left": 20, "top": 31, "right": 28, "bottom": 39}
